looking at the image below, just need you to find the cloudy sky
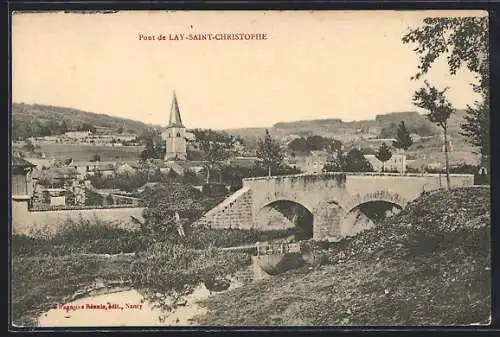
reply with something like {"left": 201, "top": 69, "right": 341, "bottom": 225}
{"left": 12, "top": 10, "right": 486, "bottom": 129}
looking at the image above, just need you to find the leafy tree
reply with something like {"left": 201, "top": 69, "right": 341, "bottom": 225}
{"left": 91, "top": 153, "right": 101, "bottom": 162}
{"left": 325, "top": 139, "right": 343, "bottom": 154}
{"left": 190, "top": 129, "right": 237, "bottom": 183}
{"left": 256, "top": 129, "right": 284, "bottom": 177}
{"left": 139, "top": 158, "right": 157, "bottom": 183}
{"left": 60, "top": 120, "right": 69, "bottom": 134}
{"left": 344, "top": 149, "right": 374, "bottom": 172}
{"left": 375, "top": 142, "right": 393, "bottom": 172}
{"left": 402, "top": 16, "right": 489, "bottom": 166}
{"left": 140, "top": 128, "right": 165, "bottom": 161}
{"left": 413, "top": 81, "right": 455, "bottom": 190}
{"left": 80, "top": 122, "right": 97, "bottom": 133}
{"left": 392, "top": 121, "right": 413, "bottom": 174}
{"left": 323, "top": 148, "right": 373, "bottom": 173}
{"left": 461, "top": 100, "right": 489, "bottom": 167}
{"left": 287, "top": 137, "right": 309, "bottom": 153}
{"left": 306, "top": 135, "right": 331, "bottom": 151}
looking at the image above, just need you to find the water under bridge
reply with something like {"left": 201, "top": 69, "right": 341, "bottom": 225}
{"left": 196, "top": 172, "right": 474, "bottom": 241}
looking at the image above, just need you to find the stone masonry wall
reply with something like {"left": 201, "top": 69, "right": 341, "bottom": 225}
{"left": 12, "top": 198, "right": 144, "bottom": 236}
{"left": 205, "top": 188, "right": 254, "bottom": 229}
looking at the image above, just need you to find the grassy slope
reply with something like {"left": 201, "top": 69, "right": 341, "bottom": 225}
{"left": 196, "top": 187, "right": 491, "bottom": 326}
{"left": 12, "top": 102, "right": 153, "bottom": 135}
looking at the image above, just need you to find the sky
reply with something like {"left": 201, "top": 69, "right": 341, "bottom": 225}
{"left": 12, "top": 10, "right": 486, "bottom": 130}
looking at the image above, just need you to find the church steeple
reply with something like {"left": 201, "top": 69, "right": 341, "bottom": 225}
{"left": 168, "top": 91, "right": 184, "bottom": 128}
{"left": 163, "top": 90, "right": 187, "bottom": 161}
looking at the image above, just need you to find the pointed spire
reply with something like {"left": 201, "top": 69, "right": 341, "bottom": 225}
{"left": 168, "top": 91, "right": 184, "bottom": 128}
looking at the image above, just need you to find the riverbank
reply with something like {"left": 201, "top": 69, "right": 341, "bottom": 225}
{"left": 195, "top": 187, "right": 491, "bottom": 325}
{"left": 11, "top": 254, "right": 135, "bottom": 327}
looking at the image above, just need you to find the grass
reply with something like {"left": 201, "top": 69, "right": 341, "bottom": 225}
{"left": 195, "top": 187, "right": 491, "bottom": 326}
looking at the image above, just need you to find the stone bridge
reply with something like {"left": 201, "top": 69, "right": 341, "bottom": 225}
{"left": 196, "top": 172, "right": 474, "bottom": 241}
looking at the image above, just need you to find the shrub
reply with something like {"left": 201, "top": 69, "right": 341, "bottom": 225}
{"left": 202, "top": 183, "right": 228, "bottom": 197}
{"left": 12, "top": 218, "right": 147, "bottom": 256}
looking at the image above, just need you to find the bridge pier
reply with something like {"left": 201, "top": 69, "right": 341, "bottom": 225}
{"left": 312, "top": 201, "right": 345, "bottom": 241}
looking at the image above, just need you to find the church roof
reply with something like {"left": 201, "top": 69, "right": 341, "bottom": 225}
{"left": 167, "top": 91, "right": 184, "bottom": 128}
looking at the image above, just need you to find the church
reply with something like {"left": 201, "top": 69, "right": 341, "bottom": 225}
{"left": 163, "top": 91, "right": 188, "bottom": 161}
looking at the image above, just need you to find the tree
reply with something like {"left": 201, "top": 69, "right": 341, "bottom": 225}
{"left": 190, "top": 129, "right": 237, "bottom": 183}
{"left": 344, "top": 149, "right": 374, "bottom": 172}
{"left": 461, "top": 100, "right": 489, "bottom": 168}
{"left": 139, "top": 158, "right": 157, "bottom": 183}
{"left": 322, "top": 148, "right": 373, "bottom": 173}
{"left": 393, "top": 121, "right": 413, "bottom": 151}
{"left": 91, "top": 153, "right": 101, "bottom": 162}
{"left": 287, "top": 137, "right": 309, "bottom": 153}
{"left": 413, "top": 81, "right": 455, "bottom": 190}
{"left": 256, "top": 129, "right": 284, "bottom": 177}
{"left": 306, "top": 135, "right": 331, "bottom": 151}
{"left": 392, "top": 121, "right": 413, "bottom": 174}
{"left": 140, "top": 128, "right": 165, "bottom": 161}
{"left": 402, "top": 16, "right": 489, "bottom": 166}
{"left": 375, "top": 143, "right": 393, "bottom": 172}
{"left": 325, "top": 138, "right": 343, "bottom": 155}
{"left": 80, "top": 122, "right": 97, "bottom": 133}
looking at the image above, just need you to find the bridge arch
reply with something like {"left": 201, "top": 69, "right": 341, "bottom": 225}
{"left": 339, "top": 190, "right": 408, "bottom": 237}
{"left": 255, "top": 198, "right": 315, "bottom": 240}
{"left": 343, "top": 190, "right": 408, "bottom": 214}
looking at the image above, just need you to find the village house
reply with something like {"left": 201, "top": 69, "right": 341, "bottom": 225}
{"left": 64, "top": 130, "right": 92, "bottom": 140}
{"left": 115, "top": 162, "right": 141, "bottom": 175}
{"left": 93, "top": 163, "right": 116, "bottom": 177}
{"left": 364, "top": 153, "right": 407, "bottom": 173}
{"left": 11, "top": 157, "right": 36, "bottom": 197}
{"left": 33, "top": 167, "right": 79, "bottom": 188}
{"left": 290, "top": 151, "right": 330, "bottom": 174}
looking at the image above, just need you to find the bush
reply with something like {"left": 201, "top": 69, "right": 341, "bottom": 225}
{"left": 85, "top": 189, "right": 104, "bottom": 206}
{"left": 12, "top": 218, "right": 147, "bottom": 256}
{"left": 202, "top": 183, "right": 228, "bottom": 197}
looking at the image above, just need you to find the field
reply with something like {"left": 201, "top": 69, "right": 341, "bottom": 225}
{"left": 36, "top": 144, "right": 143, "bottom": 162}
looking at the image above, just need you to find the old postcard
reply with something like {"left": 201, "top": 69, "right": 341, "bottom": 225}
{"left": 10, "top": 10, "right": 490, "bottom": 328}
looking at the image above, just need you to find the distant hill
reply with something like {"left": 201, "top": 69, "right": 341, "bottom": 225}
{"left": 11, "top": 103, "right": 154, "bottom": 140}
{"left": 12, "top": 103, "right": 474, "bottom": 157}
{"left": 268, "top": 111, "right": 440, "bottom": 139}
{"left": 226, "top": 110, "right": 472, "bottom": 150}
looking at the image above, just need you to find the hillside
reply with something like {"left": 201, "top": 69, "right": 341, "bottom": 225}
{"left": 11, "top": 103, "right": 154, "bottom": 140}
{"left": 195, "top": 187, "right": 491, "bottom": 325}
{"left": 229, "top": 110, "right": 470, "bottom": 146}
